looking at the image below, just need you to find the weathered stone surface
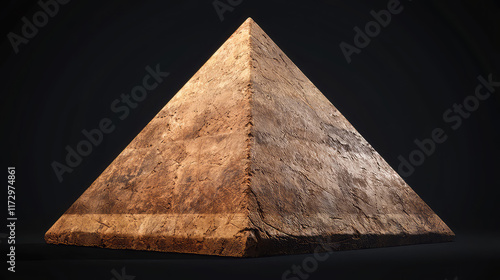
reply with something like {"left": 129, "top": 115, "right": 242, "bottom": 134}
{"left": 45, "top": 18, "right": 454, "bottom": 257}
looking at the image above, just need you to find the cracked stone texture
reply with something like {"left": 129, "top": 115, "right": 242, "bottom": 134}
{"left": 45, "top": 18, "right": 454, "bottom": 257}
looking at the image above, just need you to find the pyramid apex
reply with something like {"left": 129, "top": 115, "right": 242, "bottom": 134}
{"left": 239, "top": 17, "right": 259, "bottom": 30}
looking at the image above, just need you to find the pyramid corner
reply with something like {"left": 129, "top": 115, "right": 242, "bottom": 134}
{"left": 44, "top": 228, "right": 57, "bottom": 244}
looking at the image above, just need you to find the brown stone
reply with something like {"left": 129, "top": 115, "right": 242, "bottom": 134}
{"left": 45, "top": 18, "right": 454, "bottom": 257}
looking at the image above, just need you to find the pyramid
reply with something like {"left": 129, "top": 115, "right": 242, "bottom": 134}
{"left": 45, "top": 18, "right": 454, "bottom": 257}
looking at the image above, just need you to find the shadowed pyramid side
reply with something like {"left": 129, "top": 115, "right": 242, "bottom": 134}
{"left": 242, "top": 19, "right": 454, "bottom": 255}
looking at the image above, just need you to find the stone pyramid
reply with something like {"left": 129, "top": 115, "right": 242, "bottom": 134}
{"left": 45, "top": 18, "right": 454, "bottom": 257}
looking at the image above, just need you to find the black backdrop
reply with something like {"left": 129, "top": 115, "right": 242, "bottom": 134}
{"left": 1, "top": 0, "right": 499, "bottom": 279}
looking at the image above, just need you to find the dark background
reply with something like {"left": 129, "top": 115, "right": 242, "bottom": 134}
{"left": 1, "top": 0, "right": 499, "bottom": 279}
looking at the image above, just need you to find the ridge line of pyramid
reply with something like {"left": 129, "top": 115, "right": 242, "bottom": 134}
{"left": 234, "top": 18, "right": 272, "bottom": 255}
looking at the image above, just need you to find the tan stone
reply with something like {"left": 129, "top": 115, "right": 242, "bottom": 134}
{"left": 45, "top": 18, "right": 454, "bottom": 257}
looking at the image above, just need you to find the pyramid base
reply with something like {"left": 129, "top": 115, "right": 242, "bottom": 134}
{"left": 45, "top": 231, "right": 454, "bottom": 257}
{"left": 45, "top": 214, "right": 454, "bottom": 257}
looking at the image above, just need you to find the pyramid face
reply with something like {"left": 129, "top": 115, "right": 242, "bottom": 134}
{"left": 45, "top": 18, "right": 454, "bottom": 257}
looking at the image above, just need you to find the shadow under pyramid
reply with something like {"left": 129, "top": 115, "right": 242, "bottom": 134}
{"left": 45, "top": 18, "right": 454, "bottom": 257}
